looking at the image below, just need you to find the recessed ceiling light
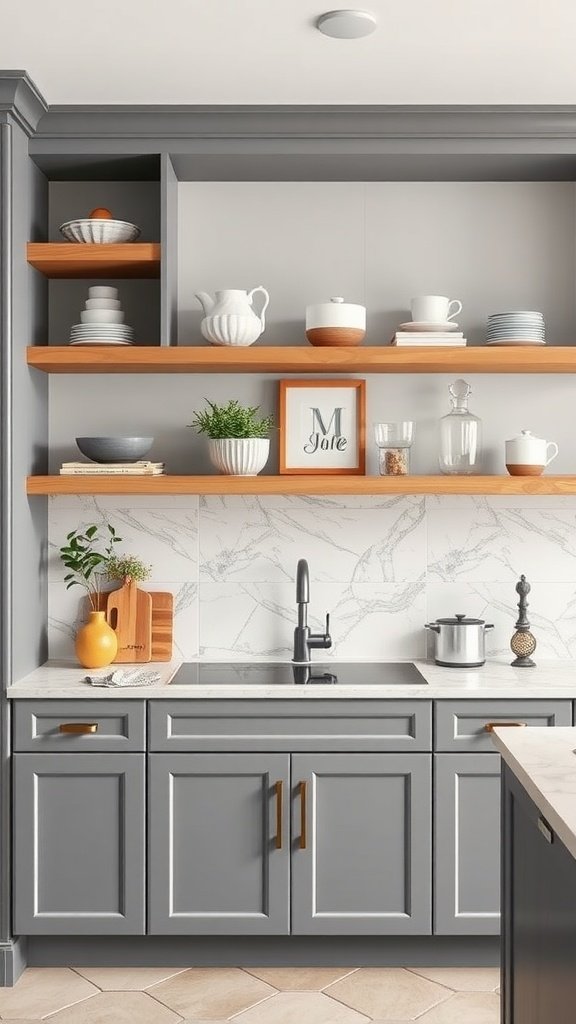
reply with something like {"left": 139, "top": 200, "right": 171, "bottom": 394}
{"left": 316, "top": 9, "right": 377, "bottom": 38}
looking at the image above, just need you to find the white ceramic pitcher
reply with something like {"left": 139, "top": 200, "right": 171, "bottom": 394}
{"left": 196, "top": 287, "right": 270, "bottom": 347}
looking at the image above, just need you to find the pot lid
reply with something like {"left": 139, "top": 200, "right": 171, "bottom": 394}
{"left": 435, "top": 613, "right": 486, "bottom": 625}
{"left": 506, "top": 429, "right": 544, "bottom": 443}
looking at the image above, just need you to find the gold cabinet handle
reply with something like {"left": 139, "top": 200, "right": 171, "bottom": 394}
{"left": 484, "top": 721, "right": 527, "bottom": 733}
{"left": 299, "top": 780, "right": 307, "bottom": 850}
{"left": 58, "top": 722, "right": 99, "bottom": 734}
{"left": 274, "top": 780, "right": 283, "bottom": 850}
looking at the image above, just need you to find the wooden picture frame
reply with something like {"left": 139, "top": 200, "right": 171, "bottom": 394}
{"left": 279, "top": 379, "right": 366, "bottom": 475}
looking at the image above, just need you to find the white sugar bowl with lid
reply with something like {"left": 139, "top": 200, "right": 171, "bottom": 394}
{"left": 505, "top": 430, "right": 559, "bottom": 476}
{"left": 305, "top": 296, "right": 366, "bottom": 347}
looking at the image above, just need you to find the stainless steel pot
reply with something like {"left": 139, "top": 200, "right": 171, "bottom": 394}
{"left": 425, "top": 613, "right": 494, "bottom": 667}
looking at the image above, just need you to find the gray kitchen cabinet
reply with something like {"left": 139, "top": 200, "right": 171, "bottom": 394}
{"left": 13, "top": 753, "right": 145, "bottom": 935}
{"left": 291, "top": 753, "right": 432, "bottom": 935}
{"left": 148, "top": 753, "right": 291, "bottom": 935}
{"left": 434, "top": 754, "right": 501, "bottom": 935}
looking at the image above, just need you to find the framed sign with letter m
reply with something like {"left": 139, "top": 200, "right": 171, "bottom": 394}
{"left": 279, "top": 379, "right": 366, "bottom": 474}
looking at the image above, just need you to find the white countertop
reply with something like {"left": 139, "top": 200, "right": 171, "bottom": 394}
{"left": 492, "top": 726, "right": 576, "bottom": 862}
{"left": 6, "top": 657, "right": 576, "bottom": 699}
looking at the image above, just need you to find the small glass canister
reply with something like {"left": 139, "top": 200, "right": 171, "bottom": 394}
{"left": 374, "top": 422, "right": 414, "bottom": 475}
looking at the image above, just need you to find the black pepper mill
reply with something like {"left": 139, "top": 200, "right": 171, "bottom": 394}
{"left": 510, "top": 574, "right": 537, "bottom": 667}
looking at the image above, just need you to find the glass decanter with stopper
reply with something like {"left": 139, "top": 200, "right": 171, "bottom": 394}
{"left": 439, "top": 378, "right": 482, "bottom": 475}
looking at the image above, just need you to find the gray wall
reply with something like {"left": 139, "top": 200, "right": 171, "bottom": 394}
{"left": 46, "top": 180, "right": 576, "bottom": 665}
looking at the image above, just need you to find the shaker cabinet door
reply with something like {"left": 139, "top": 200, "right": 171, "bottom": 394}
{"left": 434, "top": 754, "right": 501, "bottom": 935}
{"left": 148, "top": 753, "right": 291, "bottom": 935}
{"left": 291, "top": 753, "right": 432, "bottom": 935}
{"left": 13, "top": 753, "right": 145, "bottom": 935}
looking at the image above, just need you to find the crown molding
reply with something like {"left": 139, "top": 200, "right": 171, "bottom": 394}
{"left": 33, "top": 104, "right": 576, "bottom": 144}
{"left": 0, "top": 71, "right": 47, "bottom": 136}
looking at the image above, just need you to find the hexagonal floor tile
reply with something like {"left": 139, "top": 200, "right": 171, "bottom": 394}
{"left": 243, "top": 967, "right": 358, "bottom": 991}
{"left": 231, "top": 991, "right": 370, "bottom": 1023}
{"left": 407, "top": 967, "right": 501, "bottom": 992}
{"left": 415, "top": 991, "right": 500, "bottom": 1023}
{"left": 44, "top": 991, "right": 182, "bottom": 1024}
{"left": 149, "top": 967, "right": 276, "bottom": 1019}
{"left": 74, "top": 967, "right": 188, "bottom": 991}
{"left": 0, "top": 968, "right": 98, "bottom": 1019}
{"left": 326, "top": 967, "right": 451, "bottom": 1020}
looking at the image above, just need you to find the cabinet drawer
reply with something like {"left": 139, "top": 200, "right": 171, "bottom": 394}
{"left": 13, "top": 700, "right": 146, "bottom": 752}
{"left": 434, "top": 699, "right": 572, "bottom": 753}
{"left": 149, "top": 700, "right": 432, "bottom": 752}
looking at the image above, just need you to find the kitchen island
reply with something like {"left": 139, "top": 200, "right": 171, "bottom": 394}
{"left": 493, "top": 726, "right": 576, "bottom": 1024}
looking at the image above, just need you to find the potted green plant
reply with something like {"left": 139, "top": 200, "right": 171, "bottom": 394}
{"left": 190, "top": 399, "right": 274, "bottom": 475}
{"left": 59, "top": 523, "right": 122, "bottom": 668}
{"left": 106, "top": 554, "right": 152, "bottom": 585}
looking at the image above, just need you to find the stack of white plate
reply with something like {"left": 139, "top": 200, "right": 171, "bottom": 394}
{"left": 486, "top": 311, "right": 545, "bottom": 346}
{"left": 69, "top": 286, "right": 134, "bottom": 346}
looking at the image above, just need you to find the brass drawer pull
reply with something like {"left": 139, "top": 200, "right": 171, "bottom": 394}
{"left": 58, "top": 722, "right": 99, "bottom": 735}
{"left": 299, "top": 780, "right": 307, "bottom": 850}
{"left": 484, "top": 721, "right": 527, "bottom": 733}
{"left": 274, "top": 780, "right": 283, "bottom": 850}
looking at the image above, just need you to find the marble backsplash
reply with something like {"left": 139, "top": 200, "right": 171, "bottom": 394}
{"left": 47, "top": 493, "right": 576, "bottom": 663}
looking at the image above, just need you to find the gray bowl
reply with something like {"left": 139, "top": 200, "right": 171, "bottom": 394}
{"left": 75, "top": 437, "right": 154, "bottom": 464}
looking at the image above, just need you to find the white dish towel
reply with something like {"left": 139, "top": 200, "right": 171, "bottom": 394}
{"left": 86, "top": 667, "right": 161, "bottom": 688}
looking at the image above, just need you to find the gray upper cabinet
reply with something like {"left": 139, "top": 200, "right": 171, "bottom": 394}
{"left": 434, "top": 754, "right": 501, "bottom": 935}
{"left": 291, "top": 753, "right": 432, "bottom": 935}
{"left": 148, "top": 753, "right": 291, "bottom": 935}
{"left": 13, "top": 753, "right": 145, "bottom": 935}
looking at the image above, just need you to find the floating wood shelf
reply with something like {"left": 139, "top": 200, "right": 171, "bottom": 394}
{"left": 26, "top": 243, "right": 161, "bottom": 278}
{"left": 25, "top": 475, "right": 576, "bottom": 496}
{"left": 26, "top": 345, "right": 576, "bottom": 374}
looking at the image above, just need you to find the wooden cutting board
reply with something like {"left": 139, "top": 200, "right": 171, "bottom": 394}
{"left": 105, "top": 580, "right": 152, "bottom": 663}
{"left": 96, "top": 589, "right": 174, "bottom": 662}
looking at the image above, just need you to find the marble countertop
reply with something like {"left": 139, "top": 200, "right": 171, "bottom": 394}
{"left": 492, "top": 726, "right": 576, "bottom": 862}
{"left": 6, "top": 657, "right": 576, "bottom": 699}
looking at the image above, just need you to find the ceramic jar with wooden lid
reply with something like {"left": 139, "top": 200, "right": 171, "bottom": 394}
{"left": 505, "top": 430, "right": 559, "bottom": 476}
{"left": 305, "top": 297, "right": 366, "bottom": 347}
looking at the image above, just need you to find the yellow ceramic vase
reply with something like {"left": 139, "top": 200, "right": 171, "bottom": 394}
{"left": 75, "top": 610, "right": 118, "bottom": 669}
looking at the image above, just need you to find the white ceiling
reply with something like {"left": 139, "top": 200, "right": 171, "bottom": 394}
{"left": 3, "top": 0, "right": 576, "bottom": 106}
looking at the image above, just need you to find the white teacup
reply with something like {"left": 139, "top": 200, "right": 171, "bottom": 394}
{"left": 411, "top": 295, "right": 462, "bottom": 323}
{"left": 505, "top": 430, "right": 559, "bottom": 476}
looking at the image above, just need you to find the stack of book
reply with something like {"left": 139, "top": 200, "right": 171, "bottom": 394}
{"left": 391, "top": 331, "right": 467, "bottom": 347}
{"left": 60, "top": 461, "right": 165, "bottom": 476}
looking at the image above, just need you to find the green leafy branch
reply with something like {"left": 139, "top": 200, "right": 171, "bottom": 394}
{"left": 59, "top": 523, "right": 121, "bottom": 611}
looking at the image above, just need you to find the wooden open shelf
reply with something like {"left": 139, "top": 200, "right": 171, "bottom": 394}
{"left": 26, "top": 475, "right": 576, "bottom": 496}
{"left": 26, "top": 243, "right": 161, "bottom": 278}
{"left": 26, "top": 345, "right": 576, "bottom": 374}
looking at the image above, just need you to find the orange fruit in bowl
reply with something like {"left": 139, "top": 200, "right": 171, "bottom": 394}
{"left": 88, "top": 207, "right": 113, "bottom": 219}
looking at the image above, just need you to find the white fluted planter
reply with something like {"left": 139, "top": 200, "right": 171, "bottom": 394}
{"left": 208, "top": 438, "right": 270, "bottom": 476}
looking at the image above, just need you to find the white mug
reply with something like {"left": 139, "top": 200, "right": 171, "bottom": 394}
{"left": 505, "top": 430, "right": 559, "bottom": 476}
{"left": 411, "top": 295, "right": 462, "bottom": 323}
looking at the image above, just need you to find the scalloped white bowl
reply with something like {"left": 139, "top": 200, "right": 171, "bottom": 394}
{"left": 59, "top": 219, "right": 141, "bottom": 244}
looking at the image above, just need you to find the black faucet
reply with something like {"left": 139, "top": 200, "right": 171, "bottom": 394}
{"left": 293, "top": 559, "right": 332, "bottom": 664}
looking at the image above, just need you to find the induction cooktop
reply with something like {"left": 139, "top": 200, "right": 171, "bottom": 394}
{"left": 169, "top": 662, "right": 427, "bottom": 687}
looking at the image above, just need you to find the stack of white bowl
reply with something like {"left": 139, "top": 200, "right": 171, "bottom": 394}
{"left": 486, "top": 311, "right": 545, "bottom": 347}
{"left": 70, "top": 287, "right": 134, "bottom": 346}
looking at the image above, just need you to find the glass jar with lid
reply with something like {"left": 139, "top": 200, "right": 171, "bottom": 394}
{"left": 439, "top": 379, "right": 482, "bottom": 475}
